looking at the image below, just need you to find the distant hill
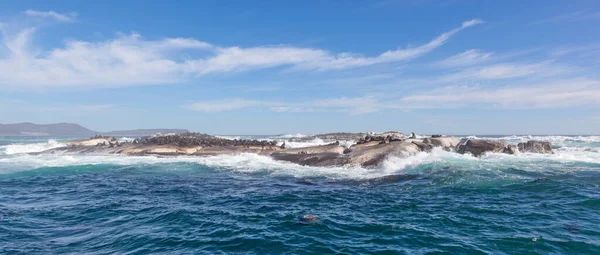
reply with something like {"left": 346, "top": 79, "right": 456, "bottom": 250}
{"left": 0, "top": 122, "right": 95, "bottom": 136}
{"left": 0, "top": 123, "right": 189, "bottom": 136}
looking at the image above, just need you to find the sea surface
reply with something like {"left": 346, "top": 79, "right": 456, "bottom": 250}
{"left": 1, "top": 135, "right": 599, "bottom": 254}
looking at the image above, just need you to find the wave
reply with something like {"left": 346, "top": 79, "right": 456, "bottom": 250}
{"left": 117, "top": 137, "right": 135, "bottom": 143}
{"left": 0, "top": 140, "right": 66, "bottom": 155}
{"left": 2, "top": 145, "right": 599, "bottom": 179}
{"left": 270, "top": 133, "right": 307, "bottom": 139}
{"left": 0, "top": 153, "right": 381, "bottom": 179}
{"left": 468, "top": 135, "right": 600, "bottom": 145}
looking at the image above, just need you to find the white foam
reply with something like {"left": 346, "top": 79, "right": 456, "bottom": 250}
{"left": 1, "top": 140, "right": 599, "bottom": 178}
{"left": 468, "top": 135, "right": 600, "bottom": 145}
{"left": 117, "top": 137, "right": 135, "bottom": 143}
{"left": 0, "top": 152, "right": 387, "bottom": 179}
{"left": 0, "top": 140, "right": 66, "bottom": 155}
{"left": 271, "top": 133, "right": 307, "bottom": 139}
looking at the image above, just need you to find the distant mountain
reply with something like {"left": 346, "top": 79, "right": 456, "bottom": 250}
{"left": 0, "top": 122, "right": 95, "bottom": 136}
{"left": 0, "top": 123, "right": 189, "bottom": 136}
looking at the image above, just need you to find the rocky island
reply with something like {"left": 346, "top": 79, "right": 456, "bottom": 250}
{"left": 36, "top": 132, "right": 554, "bottom": 168}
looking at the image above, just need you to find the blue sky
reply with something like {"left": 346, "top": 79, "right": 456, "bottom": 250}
{"left": 0, "top": 0, "right": 599, "bottom": 135}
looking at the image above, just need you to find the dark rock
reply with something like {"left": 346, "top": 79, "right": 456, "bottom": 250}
{"left": 517, "top": 140, "right": 553, "bottom": 154}
{"left": 286, "top": 132, "right": 367, "bottom": 143}
{"left": 280, "top": 142, "right": 286, "bottom": 149}
{"left": 139, "top": 132, "right": 274, "bottom": 147}
{"left": 346, "top": 142, "right": 421, "bottom": 167}
{"left": 457, "top": 139, "right": 509, "bottom": 157}
{"left": 504, "top": 144, "right": 519, "bottom": 155}
{"left": 91, "top": 135, "right": 112, "bottom": 140}
{"left": 431, "top": 134, "right": 442, "bottom": 138}
{"left": 412, "top": 141, "right": 434, "bottom": 152}
{"left": 271, "top": 152, "right": 348, "bottom": 166}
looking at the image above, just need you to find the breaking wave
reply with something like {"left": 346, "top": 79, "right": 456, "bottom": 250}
{"left": 468, "top": 135, "right": 600, "bottom": 147}
{"left": 2, "top": 146, "right": 599, "bottom": 180}
{"left": 0, "top": 140, "right": 66, "bottom": 155}
{"left": 117, "top": 137, "right": 135, "bottom": 143}
{"left": 1, "top": 135, "right": 599, "bottom": 180}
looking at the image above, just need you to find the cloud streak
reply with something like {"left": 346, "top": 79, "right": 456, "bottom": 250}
{"left": 185, "top": 78, "right": 600, "bottom": 114}
{"left": 438, "top": 61, "right": 575, "bottom": 81}
{"left": 437, "top": 49, "right": 493, "bottom": 67}
{"left": 0, "top": 18, "right": 481, "bottom": 88}
{"left": 400, "top": 79, "right": 600, "bottom": 109}
{"left": 23, "top": 10, "right": 77, "bottom": 22}
{"left": 185, "top": 96, "right": 384, "bottom": 115}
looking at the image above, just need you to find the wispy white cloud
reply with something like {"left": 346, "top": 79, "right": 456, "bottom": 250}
{"left": 437, "top": 49, "right": 493, "bottom": 67}
{"left": 0, "top": 31, "right": 212, "bottom": 88}
{"left": 439, "top": 61, "right": 575, "bottom": 81}
{"left": 531, "top": 10, "right": 600, "bottom": 25}
{"left": 185, "top": 78, "right": 600, "bottom": 113}
{"left": 23, "top": 10, "right": 77, "bottom": 22}
{"left": 188, "top": 19, "right": 482, "bottom": 74}
{"left": 185, "top": 96, "right": 384, "bottom": 114}
{"left": 184, "top": 99, "right": 277, "bottom": 112}
{"left": 552, "top": 44, "right": 600, "bottom": 56}
{"left": 0, "top": 18, "right": 481, "bottom": 88}
{"left": 400, "top": 79, "right": 600, "bottom": 109}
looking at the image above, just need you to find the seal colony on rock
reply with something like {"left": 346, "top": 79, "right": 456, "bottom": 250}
{"left": 38, "top": 132, "right": 554, "bottom": 168}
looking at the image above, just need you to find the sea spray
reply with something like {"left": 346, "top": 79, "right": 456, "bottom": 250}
{"left": 0, "top": 139, "right": 66, "bottom": 155}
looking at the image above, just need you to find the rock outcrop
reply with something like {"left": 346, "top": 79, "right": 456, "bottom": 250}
{"left": 456, "top": 139, "right": 551, "bottom": 156}
{"left": 346, "top": 141, "right": 421, "bottom": 167}
{"left": 36, "top": 132, "right": 556, "bottom": 168}
{"left": 356, "top": 132, "right": 405, "bottom": 145}
{"left": 422, "top": 136, "right": 461, "bottom": 150}
{"left": 286, "top": 133, "right": 367, "bottom": 143}
{"left": 456, "top": 139, "right": 509, "bottom": 156}
{"left": 136, "top": 133, "right": 278, "bottom": 147}
{"left": 518, "top": 141, "right": 553, "bottom": 154}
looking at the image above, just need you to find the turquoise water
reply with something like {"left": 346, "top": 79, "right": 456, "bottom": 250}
{"left": 1, "top": 136, "right": 599, "bottom": 254}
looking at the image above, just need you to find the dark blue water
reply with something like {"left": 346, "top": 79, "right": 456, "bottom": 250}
{"left": 1, "top": 136, "right": 599, "bottom": 254}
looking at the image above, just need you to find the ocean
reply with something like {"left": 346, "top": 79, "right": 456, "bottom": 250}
{"left": 1, "top": 135, "right": 599, "bottom": 254}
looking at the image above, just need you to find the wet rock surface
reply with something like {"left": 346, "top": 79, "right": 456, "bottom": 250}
{"left": 457, "top": 139, "right": 509, "bottom": 157}
{"left": 518, "top": 140, "right": 553, "bottom": 154}
{"left": 39, "top": 132, "right": 554, "bottom": 168}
